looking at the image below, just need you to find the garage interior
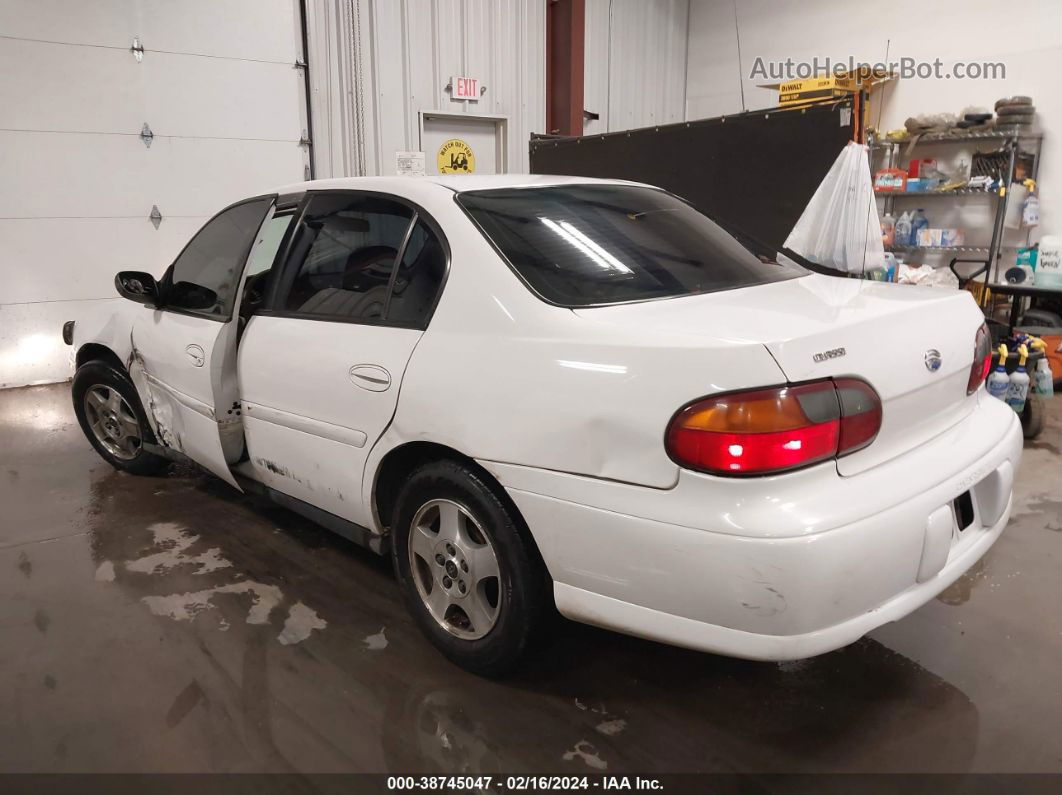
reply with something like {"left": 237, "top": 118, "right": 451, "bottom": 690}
{"left": 3, "top": 0, "right": 1062, "bottom": 782}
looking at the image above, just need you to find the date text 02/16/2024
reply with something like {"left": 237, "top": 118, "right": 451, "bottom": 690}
{"left": 385, "top": 776, "right": 664, "bottom": 791}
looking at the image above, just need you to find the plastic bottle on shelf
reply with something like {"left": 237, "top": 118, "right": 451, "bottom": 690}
{"left": 1022, "top": 192, "right": 1040, "bottom": 227}
{"left": 911, "top": 209, "right": 929, "bottom": 247}
{"left": 1029, "top": 339, "right": 1055, "bottom": 397}
{"left": 895, "top": 211, "right": 913, "bottom": 248}
{"left": 1004, "top": 345, "right": 1031, "bottom": 413}
{"left": 881, "top": 213, "right": 896, "bottom": 247}
{"left": 987, "top": 344, "right": 1011, "bottom": 401}
{"left": 883, "top": 252, "right": 898, "bottom": 282}
{"left": 1034, "top": 357, "right": 1055, "bottom": 397}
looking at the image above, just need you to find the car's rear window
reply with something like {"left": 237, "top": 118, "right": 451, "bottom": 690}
{"left": 456, "top": 184, "right": 805, "bottom": 307}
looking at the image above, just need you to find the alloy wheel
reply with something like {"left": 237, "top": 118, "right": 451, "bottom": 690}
{"left": 83, "top": 385, "right": 142, "bottom": 461}
{"left": 407, "top": 498, "right": 502, "bottom": 640}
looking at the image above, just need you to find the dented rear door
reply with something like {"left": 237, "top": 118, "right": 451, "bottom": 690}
{"left": 236, "top": 191, "right": 446, "bottom": 529}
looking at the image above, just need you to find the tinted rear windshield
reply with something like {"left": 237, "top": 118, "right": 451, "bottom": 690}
{"left": 457, "top": 184, "right": 805, "bottom": 307}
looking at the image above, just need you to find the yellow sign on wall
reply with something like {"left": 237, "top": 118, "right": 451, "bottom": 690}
{"left": 437, "top": 139, "right": 475, "bottom": 174}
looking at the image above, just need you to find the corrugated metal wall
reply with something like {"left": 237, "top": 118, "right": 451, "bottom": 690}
{"left": 583, "top": 0, "right": 690, "bottom": 135}
{"left": 306, "top": 0, "right": 545, "bottom": 177}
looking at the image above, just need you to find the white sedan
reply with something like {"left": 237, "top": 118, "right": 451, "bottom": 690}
{"left": 66, "top": 175, "right": 1021, "bottom": 675}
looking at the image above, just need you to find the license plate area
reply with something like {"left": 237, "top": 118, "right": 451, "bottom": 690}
{"left": 953, "top": 490, "right": 975, "bottom": 532}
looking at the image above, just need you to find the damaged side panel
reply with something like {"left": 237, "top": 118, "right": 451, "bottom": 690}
{"left": 124, "top": 316, "right": 243, "bottom": 490}
{"left": 127, "top": 335, "right": 180, "bottom": 450}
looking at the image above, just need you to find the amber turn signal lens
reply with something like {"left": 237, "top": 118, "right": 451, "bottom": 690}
{"left": 676, "top": 386, "right": 825, "bottom": 433}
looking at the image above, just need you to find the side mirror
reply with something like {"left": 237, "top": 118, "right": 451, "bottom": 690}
{"left": 115, "top": 271, "right": 160, "bottom": 306}
{"left": 169, "top": 281, "right": 219, "bottom": 311}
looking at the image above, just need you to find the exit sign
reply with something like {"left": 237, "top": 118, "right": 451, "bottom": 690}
{"left": 452, "top": 76, "right": 479, "bottom": 101}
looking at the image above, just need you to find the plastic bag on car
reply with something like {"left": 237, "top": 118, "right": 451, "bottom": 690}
{"left": 784, "top": 141, "right": 885, "bottom": 274}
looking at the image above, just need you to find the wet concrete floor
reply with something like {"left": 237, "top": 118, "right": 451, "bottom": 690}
{"left": 1, "top": 383, "right": 1061, "bottom": 774}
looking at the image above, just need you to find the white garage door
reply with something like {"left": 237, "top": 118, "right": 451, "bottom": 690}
{"left": 0, "top": 0, "right": 310, "bottom": 388}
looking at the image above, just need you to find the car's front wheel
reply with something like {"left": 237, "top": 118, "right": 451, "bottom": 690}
{"left": 391, "top": 460, "right": 548, "bottom": 676}
{"left": 72, "top": 361, "right": 169, "bottom": 476}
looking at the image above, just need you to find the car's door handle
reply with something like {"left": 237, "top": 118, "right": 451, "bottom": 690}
{"left": 185, "top": 344, "right": 205, "bottom": 367}
{"left": 348, "top": 364, "right": 391, "bottom": 392}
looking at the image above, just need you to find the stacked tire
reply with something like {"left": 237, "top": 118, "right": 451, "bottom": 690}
{"left": 995, "top": 96, "right": 1035, "bottom": 128}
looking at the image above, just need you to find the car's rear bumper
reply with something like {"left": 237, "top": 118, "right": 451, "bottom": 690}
{"left": 548, "top": 493, "right": 1011, "bottom": 660}
{"left": 485, "top": 394, "right": 1023, "bottom": 660}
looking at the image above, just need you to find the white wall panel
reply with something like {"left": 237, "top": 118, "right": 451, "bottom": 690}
{"left": 0, "top": 41, "right": 140, "bottom": 133}
{"left": 0, "top": 133, "right": 303, "bottom": 220}
{"left": 583, "top": 0, "right": 611, "bottom": 136}
{"left": 150, "top": 138, "right": 306, "bottom": 216}
{"left": 1, "top": 40, "right": 304, "bottom": 142}
{"left": 141, "top": 54, "right": 304, "bottom": 140}
{"left": 303, "top": 0, "right": 360, "bottom": 177}
{"left": 0, "top": 1, "right": 134, "bottom": 47}
{"left": 0, "top": 132, "right": 152, "bottom": 218}
{"left": 0, "top": 218, "right": 207, "bottom": 305}
{"left": 139, "top": 0, "right": 299, "bottom": 63}
{"left": 307, "top": 0, "right": 545, "bottom": 177}
{"left": 683, "top": 0, "right": 744, "bottom": 119}
{"left": 583, "top": 0, "right": 689, "bottom": 134}
{"left": 0, "top": 0, "right": 298, "bottom": 63}
{"left": 465, "top": 0, "right": 494, "bottom": 95}
{"left": 0, "top": 0, "right": 307, "bottom": 388}
{"left": 365, "top": 0, "right": 410, "bottom": 178}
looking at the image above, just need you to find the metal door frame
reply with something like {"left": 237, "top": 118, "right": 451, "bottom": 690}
{"left": 418, "top": 111, "right": 509, "bottom": 174}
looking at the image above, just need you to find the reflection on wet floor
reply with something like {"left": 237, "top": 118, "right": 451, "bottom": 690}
{"left": 2, "top": 384, "right": 1062, "bottom": 773}
{"left": 936, "top": 557, "right": 989, "bottom": 606}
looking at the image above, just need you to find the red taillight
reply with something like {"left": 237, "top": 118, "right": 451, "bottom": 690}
{"left": 666, "top": 379, "right": 882, "bottom": 476}
{"left": 968, "top": 322, "right": 992, "bottom": 394}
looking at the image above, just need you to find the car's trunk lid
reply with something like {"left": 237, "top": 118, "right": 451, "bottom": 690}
{"left": 573, "top": 273, "right": 984, "bottom": 476}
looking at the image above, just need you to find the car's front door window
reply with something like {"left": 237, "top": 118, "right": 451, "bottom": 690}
{"left": 246, "top": 212, "right": 294, "bottom": 278}
{"left": 165, "top": 197, "right": 274, "bottom": 320}
{"left": 239, "top": 210, "right": 295, "bottom": 322}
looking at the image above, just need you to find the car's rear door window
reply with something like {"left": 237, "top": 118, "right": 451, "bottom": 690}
{"left": 457, "top": 184, "right": 805, "bottom": 307}
{"left": 385, "top": 220, "right": 447, "bottom": 326}
{"left": 280, "top": 193, "right": 414, "bottom": 322}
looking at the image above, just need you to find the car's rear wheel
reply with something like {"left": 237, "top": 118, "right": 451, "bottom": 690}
{"left": 72, "top": 361, "right": 169, "bottom": 476}
{"left": 391, "top": 460, "right": 548, "bottom": 676}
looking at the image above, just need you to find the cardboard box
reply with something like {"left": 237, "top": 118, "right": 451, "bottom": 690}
{"left": 916, "top": 228, "right": 965, "bottom": 247}
{"left": 874, "top": 169, "right": 907, "bottom": 193}
{"left": 777, "top": 76, "right": 858, "bottom": 105}
{"left": 760, "top": 67, "right": 895, "bottom": 108}
{"left": 940, "top": 228, "right": 965, "bottom": 246}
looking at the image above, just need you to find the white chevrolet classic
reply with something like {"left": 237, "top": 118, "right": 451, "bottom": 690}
{"left": 66, "top": 175, "right": 1021, "bottom": 675}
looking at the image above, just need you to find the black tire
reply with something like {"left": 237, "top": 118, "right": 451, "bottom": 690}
{"left": 996, "top": 103, "right": 1035, "bottom": 116}
{"left": 1021, "top": 394, "right": 1046, "bottom": 439}
{"left": 391, "top": 459, "right": 548, "bottom": 677}
{"left": 995, "top": 96, "right": 1033, "bottom": 110}
{"left": 72, "top": 360, "right": 169, "bottom": 476}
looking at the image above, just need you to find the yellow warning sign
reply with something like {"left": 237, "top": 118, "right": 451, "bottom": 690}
{"left": 437, "top": 139, "right": 475, "bottom": 174}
